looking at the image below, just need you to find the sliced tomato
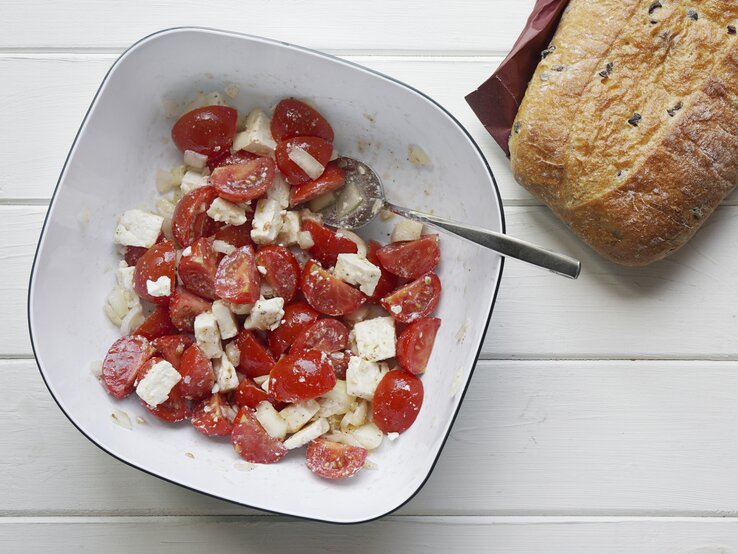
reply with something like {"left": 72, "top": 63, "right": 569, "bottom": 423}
{"left": 231, "top": 408, "right": 287, "bottom": 464}
{"left": 191, "top": 393, "right": 234, "bottom": 436}
{"left": 214, "top": 245, "right": 261, "bottom": 304}
{"left": 267, "top": 301, "right": 319, "bottom": 358}
{"left": 292, "top": 319, "right": 349, "bottom": 353}
{"left": 211, "top": 158, "right": 276, "bottom": 203}
{"left": 271, "top": 98, "right": 334, "bottom": 142}
{"left": 134, "top": 305, "right": 177, "bottom": 340}
{"left": 306, "top": 439, "right": 367, "bottom": 479}
{"left": 268, "top": 349, "right": 336, "bottom": 403}
{"left": 327, "top": 350, "right": 351, "bottom": 380}
{"left": 255, "top": 245, "right": 300, "bottom": 302}
{"left": 396, "top": 317, "right": 441, "bottom": 374}
{"left": 169, "top": 287, "right": 212, "bottom": 332}
{"left": 137, "top": 357, "right": 190, "bottom": 423}
{"left": 376, "top": 235, "right": 440, "bottom": 279}
{"left": 132, "top": 241, "right": 177, "bottom": 304}
{"left": 372, "top": 369, "right": 424, "bottom": 434}
{"left": 301, "top": 261, "right": 365, "bottom": 316}
{"left": 171, "top": 105, "right": 238, "bottom": 157}
{"left": 381, "top": 272, "right": 441, "bottom": 323}
{"left": 101, "top": 335, "right": 154, "bottom": 399}
{"left": 301, "top": 219, "right": 358, "bottom": 267}
{"left": 232, "top": 378, "right": 284, "bottom": 411}
{"left": 179, "top": 237, "right": 219, "bottom": 300}
{"left": 151, "top": 335, "right": 193, "bottom": 369}
{"left": 179, "top": 344, "right": 215, "bottom": 401}
{"left": 233, "top": 329, "right": 276, "bottom": 378}
{"left": 207, "top": 149, "right": 259, "bottom": 171}
{"left": 275, "top": 136, "right": 333, "bottom": 185}
{"left": 123, "top": 245, "right": 147, "bottom": 267}
{"left": 172, "top": 186, "right": 219, "bottom": 247}
{"left": 212, "top": 222, "right": 252, "bottom": 248}
{"left": 367, "top": 240, "right": 398, "bottom": 301}
{"left": 192, "top": 211, "right": 224, "bottom": 242}
{"left": 289, "top": 161, "right": 344, "bottom": 207}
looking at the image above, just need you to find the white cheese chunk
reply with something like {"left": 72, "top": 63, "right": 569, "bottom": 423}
{"left": 250, "top": 198, "right": 284, "bottom": 244}
{"left": 308, "top": 191, "right": 337, "bottom": 212}
{"left": 146, "top": 276, "right": 171, "bottom": 298}
{"left": 194, "top": 312, "right": 223, "bottom": 358}
{"left": 115, "top": 263, "right": 136, "bottom": 291}
{"left": 297, "top": 230, "right": 314, "bottom": 250}
{"left": 345, "top": 356, "right": 388, "bottom": 400}
{"left": 212, "top": 240, "right": 236, "bottom": 255}
{"left": 212, "top": 300, "right": 239, "bottom": 339}
{"left": 276, "top": 211, "right": 301, "bottom": 246}
{"left": 224, "top": 341, "right": 241, "bottom": 367}
{"left": 334, "top": 253, "right": 381, "bottom": 296}
{"left": 243, "top": 297, "right": 285, "bottom": 331}
{"left": 254, "top": 401, "right": 288, "bottom": 440}
{"left": 207, "top": 197, "right": 248, "bottom": 226}
{"left": 135, "top": 360, "right": 181, "bottom": 407}
{"left": 180, "top": 170, "right": 208, "bottom": 194}
{"left": 233, "top": 109, "right": 277, "bottom": 157}
{"left": 155, "top": 168, "right": 178, "bottom": 193}
{"left": 340, "top": 400, "right": 368, "bottom": 430}
{"left": 183, "top": 149, "right": 208, "bottom": 169}
{"left": 226, "top": 301, "right": 253, "bottom": 315}
{"left": 352, "top": 316, "right": 396, "bottom": 362}
{"left": 213, "top": 353, "right": 239, "bottom": 392}
{"left": 317, "top": 380, "right": 353, "bottom": 418}
{"left": 352, "top": 422, "right": 384, "bottom": 450}
{"left": 283, "top": 417, "right": 329, "bottom": 450}
{"left": 287, "top": 145, "right": 324, "bottom": 179}
{"left": 391, "top": 218, "right": 423, "bottom": 242}
{"left": 279, "top": 400, "right": 321, "bottom": 434}
{"left": 114, "top": 209, "right": 163, "bottom": 248}
{"left": 267, "top": 174, "right": 290, "bottom": 209}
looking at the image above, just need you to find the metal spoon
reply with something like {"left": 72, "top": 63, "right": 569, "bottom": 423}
{"left": 318, "top": 157, "right": 581, "bottom": 279}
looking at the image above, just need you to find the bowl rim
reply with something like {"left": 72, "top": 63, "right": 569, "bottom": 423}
{"left": 27, "top": 26, "right": 506, "bottom": 524}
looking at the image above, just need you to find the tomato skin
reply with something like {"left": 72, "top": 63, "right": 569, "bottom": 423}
{"left": 396, "top": 317, "right": 441, "bottom": 374}
{"left": 178, "top": 237, "right": 220, "bottom": 300}
{"left": 327, "top": 350, "right": 351, "bottom": 380}
{"left": 367, "top": 240, "right": 398, "bottom": 301}
{"left": 134, "top": 305, "right": 178, "bottom": 340}
{"left": 267, "top": 301, "right": 319, "bottom": 358}
{"left": 211, "top": 222, "right": 252, "bottom": 248}
{"left": 275, "top": 136, "right": 333, "bottom": 185}
{"left": 301, "top": 219, "right": 358, "bottom": 267}
{"left": 271, "top": 98, "right": 335, "bottom": 143}
{"left": 214, "top": 245, "right": 261, "bottom": 304}
{"left": 137, "top": 357, "right": 190, "bottom": 423}
{"left": 289, "top": 161, "right": 344, "bottom": 207}
{"left": 101, "top": 335, "right": 154, "bottom": 399}
{"left": 376, "top": 235, "right": 440, "bottom": 280}
{"left": 207, "top": 149, "right": 258, "bottom": 171}
{"left": 233, "top": 329, "right": 276, "bottom": 378}
{"left": 172, "top": 186, "right": 219, "bottom": 247}
{"left": 300, "top": 261, "right": 366, "bottom": 316}
{"left": 268, "top": 349, "right": 337, "bottom": 403}
{"left": 255, "top": 245, "right": 300, "bottom": 302}
{"left": 151, "top": 335, "right": 194, "bottom": 369}
{"left": 171, "top": 105, "right": 238, "bottom": 157}
{"left": 381, "top": 272, "right": 441, "bottom": 323}
{"left": 178, "top": 344, "right": 215, "bottom": 401}
{"left": 133, "top": 241, "right": 177, "bottom": 304}
{"left": 124, "top": 245, "right": 147, "bottom": 267}
{"left": 306, "top": 439, "right": 367, "bottom": 479}
{"left": 231, "top": 408, "right": 287, "bottom": 464}
{"left": 292, "top": 318, "right": 349, "bottom": 353}
{"left": 232, "top": 378, "right": 284, "bottom": 411}
{"left": 372, "top": 369, "right": 424, "bottom": 434}
{"left": 191, "top": 393, "right": 234, "bottom": 436}
{"left": 211, "top": 158, "right": 276, "bottom": 203}
{"left": 169, "top": 287, "right": 212, "bottom": 332}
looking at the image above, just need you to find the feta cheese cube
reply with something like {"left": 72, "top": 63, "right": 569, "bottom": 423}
{"left": 243, "top": 297, "right": 285, "bottom": 331}
{"left": 267, "top": 174, "right": 290, "bottom": 209}
{"left": 391, "top": 219, "right": 423, "bottom": 242}
{"left": 345, "top": 356, "right": 387, "bottom": 400}
{"left": 317, "top": 380, "right": 353, "bottom": 417}
{"left": 334, "top": 253, "right": 381, "bottom": 296}
{"left": 226, "top": 301, "right": 253, "bottom": 315}
{"left": 351, "top": 422, "right": 384, "bottom": 450}
{"left": 250, "top": 199, "right": 283, "bottom": 244}
{"left": 114, "top": 209, "right": 163, "bottom": 248}
{"left": 194, "top": 312, "right": 223, "bottom": 358}
{"left": 276, "top": 211, "right": 300, "bottom": 246}
{"left": 279, "top": 400, "right": 320, "bottom": 433}
{"left": 287, "top": 145, "right": 324, "bottom": 179}
{"left": 224, "top": 341, "right": 241, "bottom": 367}
{"left": 233, "top": 109, "right": 277, "bottom": 157}
{"left": 184, "top": 149, "right": 208, "bottom": 169}
{"left": 297, "top": 230, "right": 314, "bottom": 249}
{"left": 212, "top": 240, "right": 236, "bottom": 255}
{"left": 207, "top": 197, "right": 248, "bottom": 226}
{"left": 136, "top": 360, "right": 181, "bottom": 407}
{"left": 254, "top": 401, "right": 287, "bottom": 439}
{"left": 352, "top": 316, "right": 396, "bottom": 362}
{"left": 213, "top": 353, "right": 239, "bottom": 392}
{"left": 146, "top": 276, "right": 171, "bottom": 298}
{"left": 155, "top": 168, "right": 178, "bottom": 193}
{"left": 283, "top": 417, "right": 329, "bottom": 450}
{"left": 115, "top": 263, "right": 136, "bottom": 291}
{"left": 180, "top": 170, "right": 208, "bottom": 194}
{"left": 212, "top": 300, "right": 239, "bottom": 339}
{"left": 340, "top": 400, "right": 368, "bottom": 430}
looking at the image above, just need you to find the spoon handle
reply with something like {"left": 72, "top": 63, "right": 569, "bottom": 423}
{"left": 385, "top": 203, "right": 581, "bottom": 279}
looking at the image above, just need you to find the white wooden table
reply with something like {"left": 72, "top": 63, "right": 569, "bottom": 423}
{"left": 4, "top": 1, "right": 738, "bottom": 551}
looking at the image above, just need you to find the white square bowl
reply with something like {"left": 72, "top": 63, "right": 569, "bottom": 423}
{"left": 28, "top": 27, "right": 504, "bottom": 523}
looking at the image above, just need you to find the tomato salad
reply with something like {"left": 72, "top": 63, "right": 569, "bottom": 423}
{"left": 100, "top": 97, "right": 442, "bottom": 480}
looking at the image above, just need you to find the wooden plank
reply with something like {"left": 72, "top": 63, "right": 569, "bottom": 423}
{"left": 0, "top": 1, "right": 533, "bottom": 52}
{"left": 8, "top": 204, "right": 738, "bottom": 358}
{"left": 7, "top": 358, "right": 738, "bottom": 516}
{"left": 2, "top": 516, "right": 738, "bottom": 553}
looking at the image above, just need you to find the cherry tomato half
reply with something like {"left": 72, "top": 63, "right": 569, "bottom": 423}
{"left": 192, "top": 393, "right": 234, "bottom": 436}
{"left": 306, "top": 439, "right": 367, "bottom": 480}
{"left": 271, "top": 98, "right": 334, "bottom": 142}
{"left": 178, "top": 237, "right": 220, "bottom": 300}
{"left": 101, "top": 335, "right": 154, "bottom": 399}
{"left": 292, "top": 318, "right": 349, "bottom": 353}
{"left": 211, "top": 158, "right": 276, "bottom": 203}
{"left": 233, "top": 378, "right": 284, "bottom": 411}
{"left": 231, "top": 408, "right": 287, "bottom": 464}
{"left": 171, "top": 105, "right": 238, "bottom": 157}
{"left": 376, "top": 235, "right": 440, "bottom": 280}
{"left": 207, "top": 149, "right": 258, "bottom": 171}
{"left": 211, "top": 222, "right": 253, "bottom": 248}
{"left": 275, "top": 136, "right": 333, "bottom": 185}
{"left": 267, "top": 301, "right": 319, "bottom": 358}
{"left": 372, "top": 369, "right": 424, "bottom": 434}
{"left": 172, "top": 186, "right": 219, "bottom": 247}
{"left": 301, "top": 261, "right": 365, "bottom": 316}
{"left": 134, "top": 305, "right": 177, "bottom": 340}
{"left": 289, "top": 161, "right": 345, "bottom": 207}
{"left": 256, "top": 245, "right": 300, "bottom": 302}
{"left": 396, "top": 317, "right": 441, "bottom": 374}
{"left": 233, "top": 329, "right": 276, "bottom": 379}
{"left": 168, "top": 287, "right": 212, "bottom": 333}
{"left": 179, "top": 344, "right": 215, "bottom": 401}
{"left": 301, "top": 219, "right": 358, "bottom": 267}
{"left": 133, "top": 240, "right": 177, "bottom": 304}
{"left": 214, "top": 245, "right": 261, "bottom": 304}
{"left": 151, "top": 335, "right": 194, "bottom": 369}
{"left": 381, "top": 272, "right": 441, "bottom": 323}
{"left": 268, "top": 349, "right": 336, "bottom": 403}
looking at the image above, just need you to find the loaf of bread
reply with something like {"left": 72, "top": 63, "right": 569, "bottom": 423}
{"left": 510, "top": 0, "right": 738, "bottom": 266}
